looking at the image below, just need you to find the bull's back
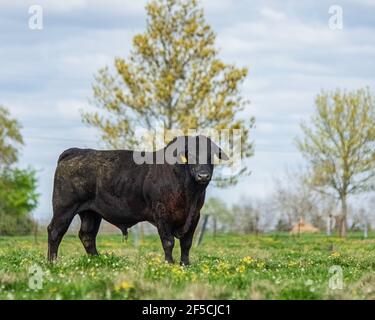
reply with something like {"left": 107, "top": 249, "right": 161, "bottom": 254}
{"left": 53, "top": 148, "right": 145, "bottom": 209}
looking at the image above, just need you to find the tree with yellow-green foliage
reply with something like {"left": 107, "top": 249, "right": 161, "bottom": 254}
{"left": 0, "top": 105, "right": 24, "bottom": 169}
{"left": 82, "top": 0, "right": 254, "bottom": 186}
{"left": 297, "top": 88, "right": 375, "bottom": 237}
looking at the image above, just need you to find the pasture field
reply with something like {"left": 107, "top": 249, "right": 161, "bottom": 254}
{"left": 0, "top": 233, "right": 375, "bottom": 300}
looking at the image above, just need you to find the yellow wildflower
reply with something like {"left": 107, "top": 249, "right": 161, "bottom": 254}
{"left": 241, "top": 256, "right": 254, "bottom": 265}
{"left": 329, "top": 252, "right": 341, "bottom": 258}
{"left": 115, "top": 281, "right": 134, "bottom": 292}
{"left": 236, "top": 265, "right": 246, "bottom": 273}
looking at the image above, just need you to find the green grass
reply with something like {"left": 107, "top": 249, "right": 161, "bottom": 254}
{"left": 1, "top": 232, "right": 375, "bottom": 299}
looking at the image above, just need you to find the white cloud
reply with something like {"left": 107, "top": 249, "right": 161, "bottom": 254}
{"left": 260, "top": 7, "right": 287, "bottom": 21}
{"left": 0, "top": 0, "right": 146, "bottom": 14}
{"left": 218, "top": 19, "right": 343, "bottom": 56}
{"left": 202, "top": 0, "right": 235, "bottom": 12}
{"left": 347, "top": 0, "right": 375, "bottom": 7}
{"left": 56, "top": 100, "right": 90, "bottom": 120}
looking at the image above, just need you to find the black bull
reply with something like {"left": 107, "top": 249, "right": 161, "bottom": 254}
{"left": 47, "top": 135, "right": 229, "bottom": 265}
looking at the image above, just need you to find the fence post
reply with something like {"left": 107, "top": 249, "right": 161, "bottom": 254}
{"left": 326, "top": 215, "right": 332, "bottom": 236}
{"left": 364, "top": 220, "right": 368, "bottom": 239}
{"left": 196, "top": 215, "right": 209, "bottom": 246}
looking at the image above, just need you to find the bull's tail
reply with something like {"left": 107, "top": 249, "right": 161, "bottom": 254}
{"left": 58, "top": 148, "right": 81, "bottom": 163}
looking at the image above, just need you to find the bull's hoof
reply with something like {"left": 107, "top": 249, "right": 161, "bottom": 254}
{"left": 165, "top": 259, "right": 174, "bottom": 264}
{"left": 47, "top": 256, "right": 58, "bottom": 263}
{"left": 86, "top": 251, "right": 99, "bottom": 256}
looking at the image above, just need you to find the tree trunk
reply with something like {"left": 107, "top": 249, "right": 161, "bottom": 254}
{"left": 339, "top": 195, "right": 348, "bottom": 237}
{"left": 213, "top": 217, "right": 217, "bottom": 237}
{"left": 364, "top": 220, "right": 368, "bottom": 239}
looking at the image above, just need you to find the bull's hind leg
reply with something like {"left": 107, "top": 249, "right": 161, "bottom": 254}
{"left": 78, "top": 211, "right": 102, "bottom": 255}
{"left": 47, "top": 206, "right": 77, "bottom": 262}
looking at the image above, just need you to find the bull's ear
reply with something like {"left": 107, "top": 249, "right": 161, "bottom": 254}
{"left": 179, "top": 153, "right": 188, "bottom": 164}
{"left": 177, "top": 151, "right": 188, "bottom": 164}
{"left": 210, "top": 140, "right": 229, "bottom": 161}
{"left": 209, "top": 140, "right": 229, "bottom": 161}
{"left": 217, "top": 147, "right": 229, "bottom": 161}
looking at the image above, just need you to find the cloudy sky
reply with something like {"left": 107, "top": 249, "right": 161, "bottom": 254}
{"left": 1, "top": 0, "right": 375, "bottom": 221}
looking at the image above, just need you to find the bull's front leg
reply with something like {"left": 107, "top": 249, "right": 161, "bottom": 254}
{"left": 157, "top": 223, "right": 175, "bottom": 264}
{"left": 154, "top": 202, "right": 175, "bottom": 263}
{"left": 180, "top": 214, "right": 200, "bottom": 266}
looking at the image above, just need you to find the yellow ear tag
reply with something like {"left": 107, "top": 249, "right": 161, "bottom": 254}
{"left": 180, "top": 155, "right": 188, "bottom": 164}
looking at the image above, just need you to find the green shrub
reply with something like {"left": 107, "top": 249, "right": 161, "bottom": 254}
{"left": 0, "top": 167, "right": 38, "bottom": 235}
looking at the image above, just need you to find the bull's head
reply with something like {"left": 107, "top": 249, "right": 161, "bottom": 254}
{"left": 166, "top": 135, "right": 229, "bottom": 185}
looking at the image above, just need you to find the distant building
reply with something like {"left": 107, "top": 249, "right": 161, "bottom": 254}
{"left": 290, "top": 219, "right": 319, "bottom": 234}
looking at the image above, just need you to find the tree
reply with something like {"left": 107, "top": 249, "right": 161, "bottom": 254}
{"left": 351, "top": 196, "right": 375, "bottom": 234}
{"left": 0, "top": 105, "right": 38, "bottom": 235}
{"left": 0, "top": 105, "right": 24, "bottom": 168}
{"left": 273, "top": 168, "right": 318, "bottom": 230}
{"left": 82, "top": 0, "right": 254, "bottom": 186}
{"left": 0, "top": 168, "right": 38, "bottom": 235}
{"left": 201, "top": 197, "right": 233, "bottom": 235}
{"left": 297, "top": 88, "right": 375, "bottom": 237}
{"left": 272, "top": 168, "right": 337, "bottom": 232}
{"left": 232, "top": 198, "right": 274, "bottom": 234}
{"left": 369, "top": 196, "right": 375, "bottom": 230}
